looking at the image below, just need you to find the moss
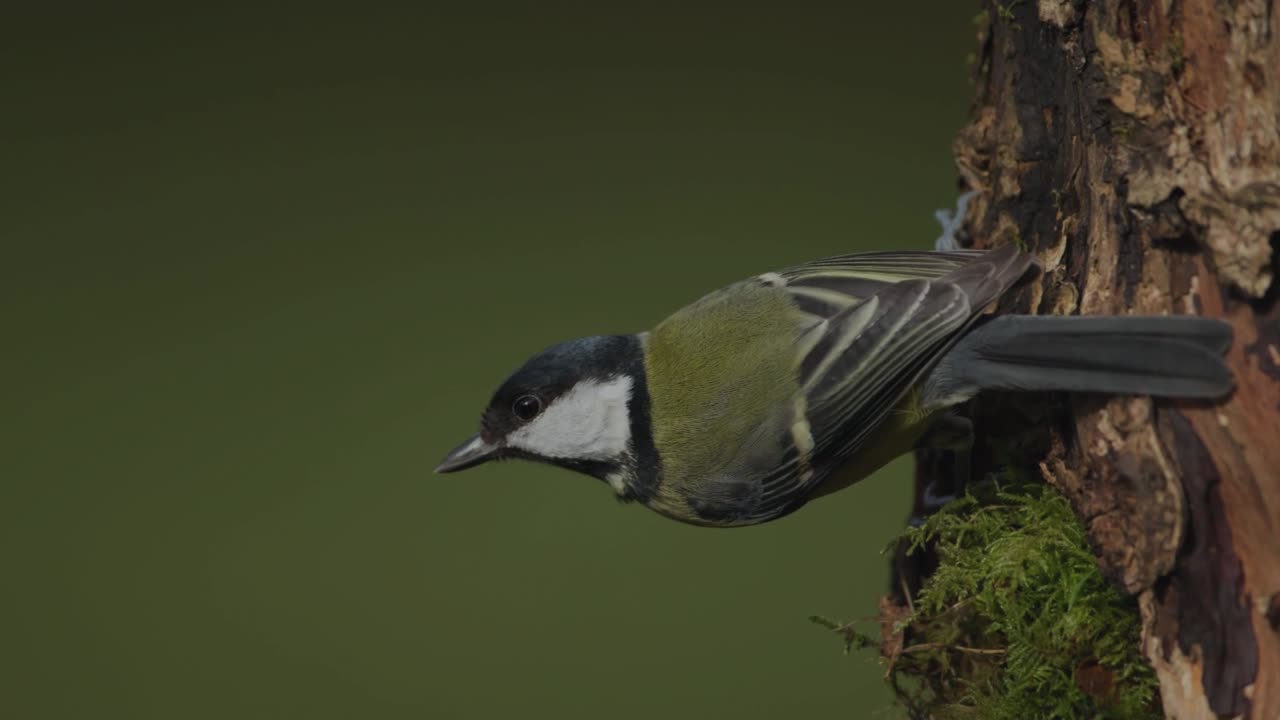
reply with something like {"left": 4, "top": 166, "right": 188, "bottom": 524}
{"left": 994, "top": 1, "right": 1023, "bottom": 32}
{"left": 1010, "top": 228, "right": 1028, "bottom": 252}
{"left": 1168, "top": 33, "right": 1185, "bottom": 76}
{"left": 814, "top": 481, "right": 1161, "bottom": 719}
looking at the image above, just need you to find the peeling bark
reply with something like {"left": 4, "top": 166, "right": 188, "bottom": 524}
{"left": 895, "top": 1, "right": 1280, "bottom": 718}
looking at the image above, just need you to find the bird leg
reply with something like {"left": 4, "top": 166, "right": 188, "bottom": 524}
{"left": 913, "top": 414, "right": 974, "bottom": 521}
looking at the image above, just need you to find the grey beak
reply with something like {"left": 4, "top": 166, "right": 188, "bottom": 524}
{"left": 435, "top": 433, "right": 501, "bottom": 473}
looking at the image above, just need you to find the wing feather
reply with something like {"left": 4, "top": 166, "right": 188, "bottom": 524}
{"left": 804, "top": 281, "right": 970, "bottom": 463}
{"left": 735, "top": 246, "right": 1035, "bottom": 523}
{"left": 773, "top": 249, "right": 991, "bottom": 318}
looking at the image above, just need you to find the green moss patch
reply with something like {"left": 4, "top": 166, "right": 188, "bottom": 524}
{"left": 814, "top": 482, "right": 1161, "bottom": 719}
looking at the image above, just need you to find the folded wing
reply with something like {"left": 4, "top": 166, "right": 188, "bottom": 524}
{"left": 743, "top": 245, "right": 1034, "bottom": 522}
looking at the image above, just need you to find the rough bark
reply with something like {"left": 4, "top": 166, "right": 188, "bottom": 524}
{"left": 900, "top": 1, "right": 1280, "bottom": 717}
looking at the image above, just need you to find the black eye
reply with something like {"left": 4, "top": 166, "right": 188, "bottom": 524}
{"left": 512, "top": 395, "right": 543, "bottom": 422}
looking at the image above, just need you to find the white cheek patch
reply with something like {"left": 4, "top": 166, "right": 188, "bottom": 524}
{"left": 507, "top": 376, "right": 633, "bottom": 461}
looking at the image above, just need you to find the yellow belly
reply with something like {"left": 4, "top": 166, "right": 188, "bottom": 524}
{"left": 808, "top": 385, "right": 940, "bottom": 500}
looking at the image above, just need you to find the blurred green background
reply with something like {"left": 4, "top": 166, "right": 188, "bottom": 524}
{"left": 3, "top": 4, "right": 977, "bottom": 718}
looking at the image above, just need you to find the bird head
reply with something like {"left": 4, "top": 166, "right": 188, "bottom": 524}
{"left": 435, "top": 335, "right": 648, "bottom": 494}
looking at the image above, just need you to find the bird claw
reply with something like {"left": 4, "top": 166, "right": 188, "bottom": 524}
{"left": 916, "top": 414, "right": 974, "bottom": 515}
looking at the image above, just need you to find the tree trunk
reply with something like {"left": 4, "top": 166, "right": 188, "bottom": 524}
{"left": 917, "top": 1, "right": 1280, "bottom": 717}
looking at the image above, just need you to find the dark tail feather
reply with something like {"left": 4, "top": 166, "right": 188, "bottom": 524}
{"left": 928, "top": 314, "right": 1234, "bottom": 404}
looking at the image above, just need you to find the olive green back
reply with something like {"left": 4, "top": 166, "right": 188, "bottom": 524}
{"left": 643, "top": 282, "right": 805, "bottom": 490}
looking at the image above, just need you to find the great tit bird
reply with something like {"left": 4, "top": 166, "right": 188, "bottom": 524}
{"left": 436, "top": 244, "right": 1233, "bottom": 527}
